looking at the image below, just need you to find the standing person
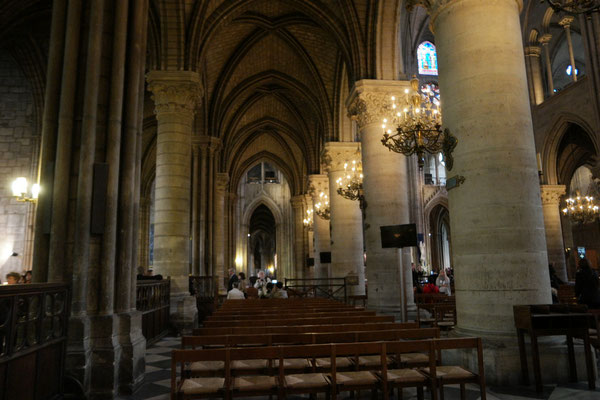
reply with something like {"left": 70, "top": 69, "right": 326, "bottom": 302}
{"left": 238, "top": 272, "right": 247, "bottom": 292}
{"left": 227, "top": 268, "right": 239, "bottom": 291}
{"left": 436, "top": 269, "right": 451, "bottom": 295}
{"left": 575, "top": 258, "right": 600, "bottom": 308}
{"left": 254, "top": 270, "right": 271, "bottom": 297}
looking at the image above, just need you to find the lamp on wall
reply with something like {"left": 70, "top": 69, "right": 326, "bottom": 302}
{"left": 314, "top": 192, "right": 330, "bottom": 220}
{"left": 11, "top": 177, "right": 39, "bottom": 203}
{"left": 542, "top": 0, "right": 600, "bottom": 15}
{"left": 381, "top": 76, "right": 457, "bottom": 170}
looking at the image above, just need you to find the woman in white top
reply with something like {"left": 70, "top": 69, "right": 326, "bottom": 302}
{"left": 436, "top": 269, "right": 451, "bottom": 295}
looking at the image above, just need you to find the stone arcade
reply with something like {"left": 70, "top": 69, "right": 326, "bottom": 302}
{"left": 0, "top": 0, "right": 599, "bottom": 398}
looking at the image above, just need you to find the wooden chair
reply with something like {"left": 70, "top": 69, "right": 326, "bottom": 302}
{"left": 380, "top": 340, "right": 437, "bottom": 400}
{"left": 245, "top": 287, "right": 258, "bottom": 298}
{"left": 421, "top": 338, "right": 486, "bottom": 400}
{"left": 171, "top": 348, "right": 228, "bottom": 400}
{"left": 330, "top": 342, "right": 382, "bottom": 400}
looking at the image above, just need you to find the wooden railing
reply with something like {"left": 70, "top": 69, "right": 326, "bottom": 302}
{"left": 189, "top": 276, "right": 218, "bottom": 322}
{"left": 0, "top": 283, "right": 70, "bottom": 400}
{"left": 136, "top": 279, "right": 170, "bottom": 344}
{"left": 284, "top": 277, "right": 348, "bottom": 303}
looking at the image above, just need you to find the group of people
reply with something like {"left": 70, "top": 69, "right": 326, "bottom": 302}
{"left": 412, "top": 264, "right": 453, "bottom": 296}
{"left": 226, "top": 268, "right": 288, "bottom": 299}
{"left": 2, "top": 270, "right": 31, "bottom": 285}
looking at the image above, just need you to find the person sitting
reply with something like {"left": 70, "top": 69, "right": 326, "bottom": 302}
{"left": 5, "top": 272, "right": 21, "bottom": 285}
{"left": 23, "top": 270, "right": 32, "bottom": 284}
{"left": 549, "top": 263, "right": 565, "bottom": 304}
{"left": 575, "top": 258, "right": 600, "bottom": 309}
{"left": 272, "top": 281, "right": 288, "bottom": 298}
{"left": 436, "top": 268, "right": 451, "bottom": 295}
{"left": 227, "top": 281, "right": 245, "bottom": 299}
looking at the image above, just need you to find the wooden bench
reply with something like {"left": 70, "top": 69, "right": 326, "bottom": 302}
{"left": 171, "top": 337, "right": 486, "bottom": 400}
{"left": 194, "top": 322, "right": 418, "bottom": 336}
{"left": 203, "top": 315, "right": 394, "bottom": 328}
{"left": 205, "top": 310, "right": 376, "bottom": 321}
{"left": 213, "top": 307, "right": 364, "bottom": 316}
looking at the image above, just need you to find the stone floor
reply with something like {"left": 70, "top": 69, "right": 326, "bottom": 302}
{"left": 116, "top": 336, "right": 600, "bottom": 400}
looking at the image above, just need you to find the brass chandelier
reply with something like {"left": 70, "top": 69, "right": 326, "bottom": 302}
{"left": 543, "top": 0, "right": 600, "bottom": 15}
{"left": 336, "top": 159, "right": 363, "bottom": 202}
{"left": 381, "top": 76, "right": 457, "bottom": 170}
{"left": 562, "top": 192, "right": 600, "bottom": 223}
{"left": 314, "top": 192, "right": 330, "bottom": 220}
{"left": 303, "top": 208, "right": 313, "bottom": 228}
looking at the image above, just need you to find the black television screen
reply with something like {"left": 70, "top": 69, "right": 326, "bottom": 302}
{"left": 307, "top": 257, "right": 315, "bottom": 267}
{"left": 319, "top": 252, "right": 332, "bottom": 263}
{"left": 380, "top": 224, "right": 418, "bottom": 248}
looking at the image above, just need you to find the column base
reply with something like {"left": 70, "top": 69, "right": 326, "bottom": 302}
{"left": 170, "top": 293, "right": 198, "bottom": 334}
{"left": 87, "top": 314, "right": 121, "bottom": 400}
{"left": 117, "top": 311, "right": 146, "bottom": 395}
{"left": 449, "top": 328, "right": 597, "bottom": 387}
{"left": 64, "top": 315, "right": 91, "bottom": 400}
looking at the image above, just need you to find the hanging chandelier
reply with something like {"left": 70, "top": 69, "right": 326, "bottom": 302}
{"left": 381, "top": 76, "right": 457, "bottom": 170}
{"left": 303, "top": 208, "right": 313, "bottom": 228}
{"left": 542, "top": 0, "right": 600, "bottom": 15}
{"left": 336, "top": 159, "right": 364, "bottom": 202}
{"left": 562, "top": 192, "right": 600, "bottom": 223}
{"left": 314, "top": 192, "right": 330, "bottom": 220}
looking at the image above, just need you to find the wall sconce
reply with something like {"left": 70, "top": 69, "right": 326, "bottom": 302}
{"left": 12, "top": 177, "right": 40, "bottom": 203}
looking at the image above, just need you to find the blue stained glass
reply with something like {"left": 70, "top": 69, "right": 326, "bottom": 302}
{"left": 418, "top": 41, "right": 438, "bottom": 76}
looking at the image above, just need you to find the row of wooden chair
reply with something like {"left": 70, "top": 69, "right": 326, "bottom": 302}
{"left": 171, "top": 338, "right": 486, "bottom": 400}
{"left": 205, "top": 310, "right": 376, "bottom": 321}
{"left": 203, "top": 315, "right": 394, "bottom": 328}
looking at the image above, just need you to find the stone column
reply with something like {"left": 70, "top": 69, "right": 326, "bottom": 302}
{"left": 541, "top": 185, "right": 568, "bottom": 282}
{"left": 539, "top": 34, "right": 555, "bottom": 96}
{"left": 525, "top": 46, "right": 544, "bottom": 105}
{"left": 308, "top": 175, "right": 331, "bottom": 280}
{"left": 347, "top": 80, "right": 413, "bottom": 321}
{"left": 213, "top": 172, "right": 229, "bottom": 292}
{"left": 191, "top": 145, "right": 200, "bottom": 275}
{"left": 291, "top": 195, "right": 306, "bottom": 278}
{"left": 560, "top": 16, "right": 578, "bottom": 82}
{"left": 147, "top": 70, "right": 200, "bottom": 332}
{"left": 323, "top": 142, "right": 365, "bottom": 295}
{"left": 410, "top": 0, "right": 555, "bottom": 384}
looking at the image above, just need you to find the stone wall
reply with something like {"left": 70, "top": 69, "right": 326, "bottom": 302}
{"left": 0, "top": 51, "right": 37, "bottom": 281}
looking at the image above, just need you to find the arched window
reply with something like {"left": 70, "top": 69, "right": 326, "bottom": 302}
{"left": 417, "top": 41, "right": 438, "bottom": 76}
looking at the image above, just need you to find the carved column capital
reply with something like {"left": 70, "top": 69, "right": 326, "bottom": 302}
{"left": 559, "top": 16, "right": 575, "bottom": 28}
{"left": 524, "top": 46, "right": 541, "bottom": 57}
{"left": 539, "top": 34, "right": 552, "bottom": 45}
{"left": 346, "top": 79, "right": 410, "bottom": 130}
{"left": 146, "top": 70, "right": 202, "bottom": 115}
{"left": 308, "top": 174, "right": 329, "bottom": 198}
{"left": 540, "top": 185, "right": 566, "bottom": 205}
{"left": 322, "top": 142, "right": 362, "bottom": 173}
{"left": 193, "top": 136, "right": 222, "bottom": 154}
{"left": 215, "top": 173, "right": 229, "bottom": 192}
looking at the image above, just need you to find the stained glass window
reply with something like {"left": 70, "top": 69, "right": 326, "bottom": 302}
{"left": 417, "top": 41, "right": 438, "bottom": 76}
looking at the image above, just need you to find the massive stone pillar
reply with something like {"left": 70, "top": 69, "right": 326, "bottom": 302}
{"left": 291, "top": 195, "right": 306, "bottom": 278}
{"left": 541, "top": 185, "right": 568, "bottom": 282}
{"left": 323, "top": 142, "right": 365, "bottom": 295}
{"left": 524, "top": 46, "right": 544, "bottom": 105}
{"left": 147, "top": 70, "right": 200, "bottom": 331}
{"left": 308, "top": 175, "right": 331, "bottom": 280}
{"left": 213, "top": 172, "right": 229, "bottom": 291}
{"left": 410, "top": 0, "right": 554, "bottom": 384}
{"left": 347, "top": 80, "right": 414, "bottom": 320}
{"left": 32, "top": 1, "right": 149, "bottom": 397}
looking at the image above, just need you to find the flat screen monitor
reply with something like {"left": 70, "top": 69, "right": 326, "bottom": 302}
{"left": 380, "top": 224, "right": 418, "bottom": 248}
{"left": 319, "top": 252, "right": 332, "bottom": 263}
